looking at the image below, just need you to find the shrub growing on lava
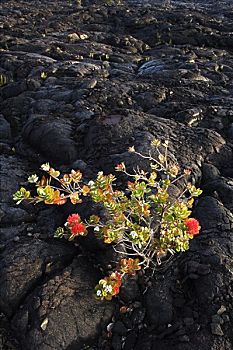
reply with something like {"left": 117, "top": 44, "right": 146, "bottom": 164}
{"left": 14, "top": 140, "right": 201, "bottom": 300}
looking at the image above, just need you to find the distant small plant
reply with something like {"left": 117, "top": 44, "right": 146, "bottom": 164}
{"left": 40, "top": 71, "right": 47, "bottom": 80}
{"left": 0, "top": 74, "right": 7, "bottom": 87}
{"left": 14, "top": 140, "right": 201, "bottom": 300}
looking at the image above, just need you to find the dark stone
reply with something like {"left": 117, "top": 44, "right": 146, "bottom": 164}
{"left": 202, "top": 163, "right": 220, "bottom": 182}
{"left": 0, "top": 225, "right": 25, "bottom": 243}
{"left": 32, "top": 98, "right": 57, "bottom": 115}
{"left": 12, "top": 257, "right": 114, "bottom": 350}
{"left": 145, "top": 279, "right": 173, "bottom": 328}
{"left": 70, "top": 159, "right": 88, "bottom": 172}
{"left": 0, "top": 115, "right": 11, "bottom": 142}
{"left": 26, "top": 78, "right": 41, "bottom": 91}
{"left": 81, "top": 79, "right": 98, "bottom": 89}
{"left": 22, "top": 115, "right": 77, "bottom": 164}
{"left": 212, "top": 315, "right": 224, "bottom": 325}
{"left": 36, "top": 207, "right": 64, "bottom": 236}
{"left": 182, "top": 307, "right": 193, "bottom": 318}
{"left": 109, "top": 55, "right": 126, "bottom": 63}
{"left": 0, "top": 240, "right": 77, "bottom": 317}
{"left": 74, "top": 109, "right": 95, "bottom": 122}
{"left": 222, "top": 314, "right": 230, "bottom": 322}
{"left": 124, "top": 331, "right": 137, "bottom": 350}
{"left": 183, "top": 318, "right": 194, "bottom": 327}
{"left": 193, "top": 196, "right": 233, "bottom": 231}
{"left": 175, "top": 108, "right": 203, "bottom": 126}
{"left": 131, "top": 307, "right": 146, "bottom": 326}
{"left": 0, "top": 244, "right": 5, "bottom": 252}
{"left": 120, "top": 313, "right": 133, "bottom": 329}
{"left": 174, "top": 296, "right": 186, "bottom": 308}
{"left": 0, "top": 142, "right": 12, "bottom": 154}
{"left": 120, "top": 277, "right": 140, "bottom": 303}
{"left": 112, "top": 334, "right": 122, "bottom": 350}
{"left": 1, "top": 81, "right": 27, "bottom": 99}
{"left": 158, "top": 322, "right": 181, "bottom": 338}
{"left": 175, "top": 328, "right": 186, "bottom": 336}
{"left": 178, "top": 335, "right": 190, "bottom": 343}
{"left": 197, "top": 264, "right": 211, "bottom": 276}
{"left": 228, "top": 122, "right": 233, "bottom": 139}
{"left": 0, "top": 156, "right": 29, "bottom": 205}
{"left": 0, "top": 205, "right": 34, "bottom": 225}
{"left": 135, "top": 335, "right": 152, "bottom": 350}
{"left": 210, "top": 323, "right": 224, "bottom": 336}
{"left": 112, "top": 321, "right": 127, "bottom": 336}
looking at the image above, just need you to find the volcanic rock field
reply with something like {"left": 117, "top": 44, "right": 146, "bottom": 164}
{"left": 0, "top": 0, "right": 233, "bottom": 349}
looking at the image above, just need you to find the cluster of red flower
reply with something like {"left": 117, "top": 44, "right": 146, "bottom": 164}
{"left": 67, "top": 213, "right": 86, "bottom": 236}
{"left": 185, "top": 218, "right": 200, "bottom": 236}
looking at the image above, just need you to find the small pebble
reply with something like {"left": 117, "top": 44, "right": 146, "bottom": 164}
{"left": 67, "top": 33, "right": 79, "bottom": 42}
{"left": 211, "top": 323, "right": 224, "bottom": 336}
{"left": 217, "top": 305, "right": 227, "bottom": 315}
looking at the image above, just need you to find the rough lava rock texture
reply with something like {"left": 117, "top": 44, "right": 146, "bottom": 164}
{"left": 11, "top": 256, "right": 114, "bottom": 350}
{"left": 0, "top": 0, "right": 233, "bottom": 349}
{"left": 0, "top": 239, "right": 78, "bottom": 318}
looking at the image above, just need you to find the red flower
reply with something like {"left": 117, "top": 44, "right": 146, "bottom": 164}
{"left": 67, "top": 214, "right": 86, "bottom": 236}
{"left": 70, "top": 222, "right": 86, "bottom": 236}
{"left": 113, "top": 286, "right": 120, "bottom": 295}
{"left": 67, "top": 213, "right": 80, "bottom": 227}
{"left": 185, "top": 218, "right": 200, "bottom": 236}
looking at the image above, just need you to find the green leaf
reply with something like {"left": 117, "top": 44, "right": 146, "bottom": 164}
{"left": 13, "top": 187, "right": 31, "bottom": 204}
{"left": 54, "top": 227, "right": 64, "bottom": 238}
